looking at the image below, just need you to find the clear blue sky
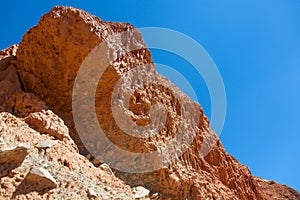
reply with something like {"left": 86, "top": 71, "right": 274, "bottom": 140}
{"left": 1, "top": 0, "right": 299, "bottom": 191}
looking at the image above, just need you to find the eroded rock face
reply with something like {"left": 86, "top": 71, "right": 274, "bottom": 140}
{"left": 254, "top": 177, "right": 300, "bottom": 200}
{"left": 0, "top": 5, "right": 299, "bottom": 200}
{"left": 0, "top": 112, "right": 136, "bottom": 199}
{"left": 24, "top": 110, "right": 70, "bottom": 141}
{"left": 15, "top": 6, "right": 260, "bottom": 199}
{"left": 16, "top": 6, "right": 152, "bottom": 156}
{"left": 0, "top": 45, "right": 48, "bottom": 117}
{"left": 0, "top": 45, "right": 141, "bottom": 199}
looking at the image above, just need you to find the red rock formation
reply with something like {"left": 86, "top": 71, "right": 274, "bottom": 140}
{"left": 0, "top": 45, "right": 48, "bottom": 117}
{"left": 0, "top": 6, "right": 299, "bottom": 200}
{"left": 16, "top": 7, "right": 152, "bottom": 156}
{"left": 0, "top": 111, "right": 137, "bottom": 199}
{"left": 0, "top": 45, "right": 145, "bottom": 200}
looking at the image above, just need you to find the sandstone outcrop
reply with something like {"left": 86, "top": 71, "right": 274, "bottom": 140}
{"left": 0, "top": 46, "right": 144, "bottom": 199}
{"left": 254, "top": 177, "right": 300, "bottom": 200}
{"left": 0, "top": 6, "right": 299, "bottom": 200}
{"left": 0, "top": 45, "right": 48, "bottom": 118}
{"left": 0, "top": 111, "right": 137, "bottom": 199}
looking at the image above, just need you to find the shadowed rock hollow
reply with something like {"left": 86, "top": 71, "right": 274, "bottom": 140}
{"left": 0, "top": 6, "right": 299, "bottom": 200}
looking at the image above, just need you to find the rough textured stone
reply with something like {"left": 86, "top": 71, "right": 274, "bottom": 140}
{"left": 0, "top": 143, "right": 30, "bottom": 164}
{"left": 16, "top": 6, "right": 152, "bottom": 156}
{"left": 0, "top": 40, "right": 137, "bottom": 199}
{"left": 0, "top": 45, "right": 48, "bottom": 118}
{"left": 35, "top": 139, "right": 55, "bottom": 149}
{"left": 0, "top": 45, "right": 17, "bottom": 71}
{"left": 24, "top": 110, "right": 70, "bottom": 141}
{"left": 0, "top": 137, "right": 5, "bottom": 146}
{"left": 99, "top": 163, "right": 114, "bottom": 176}
{"left": 87, "top": 188, "right": 98, "bottom": 198}
{"left": 254, "top": 177, "right": 300, "bottom": 200}
{"left": 25, "top": 167, "right": 57, "bottom": 189}
{"left": 0, "top": 5, "right": 298, "bottom": 200}
{"left": 133, "top": 186, "right": 150, "bottom": 199}
{"left": 0, "top": 143, "right": 30, "bottom": 177}
{"left": 0, "top": 112, "right": 136, "bottom": 199}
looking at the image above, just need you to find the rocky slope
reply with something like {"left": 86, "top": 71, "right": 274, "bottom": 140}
{"left": 0, "top": 45, "right": 149, "bottom": 200}
{"left": 0, "top": 6, "right": 299, "bottom": 200}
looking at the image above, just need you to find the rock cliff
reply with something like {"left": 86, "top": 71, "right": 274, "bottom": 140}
{"left": 0, "top": 6, "right": 299, "bottom": 200}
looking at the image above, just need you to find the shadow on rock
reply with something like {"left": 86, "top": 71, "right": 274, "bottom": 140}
{"left": 12, "top": 167, "right": 57, "bottom": 197}
{"left": 0, "top": 144, "right": 29, "bottom": 178}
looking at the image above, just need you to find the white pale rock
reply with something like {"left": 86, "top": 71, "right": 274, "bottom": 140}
{"left": 99, "top": 163, "right": 114, "bottom": 175}
{"left": 133, "top": 186, "right": 150, "bottom": 199}
{"left": 0, "top": 137, "right": 5, "bottom": 146}
{"left": 87, "top": 188, "right": 98, "bottom": 198}
{"left": 36, "top": 139, "right": 55, "bottom": 149}
{"left": 29, "top": 167, "right": 57, "bottom": 187}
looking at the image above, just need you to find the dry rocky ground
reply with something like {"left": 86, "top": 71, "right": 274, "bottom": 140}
{"left": 0, "top": 6, "right": 299, "bottom": 200}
